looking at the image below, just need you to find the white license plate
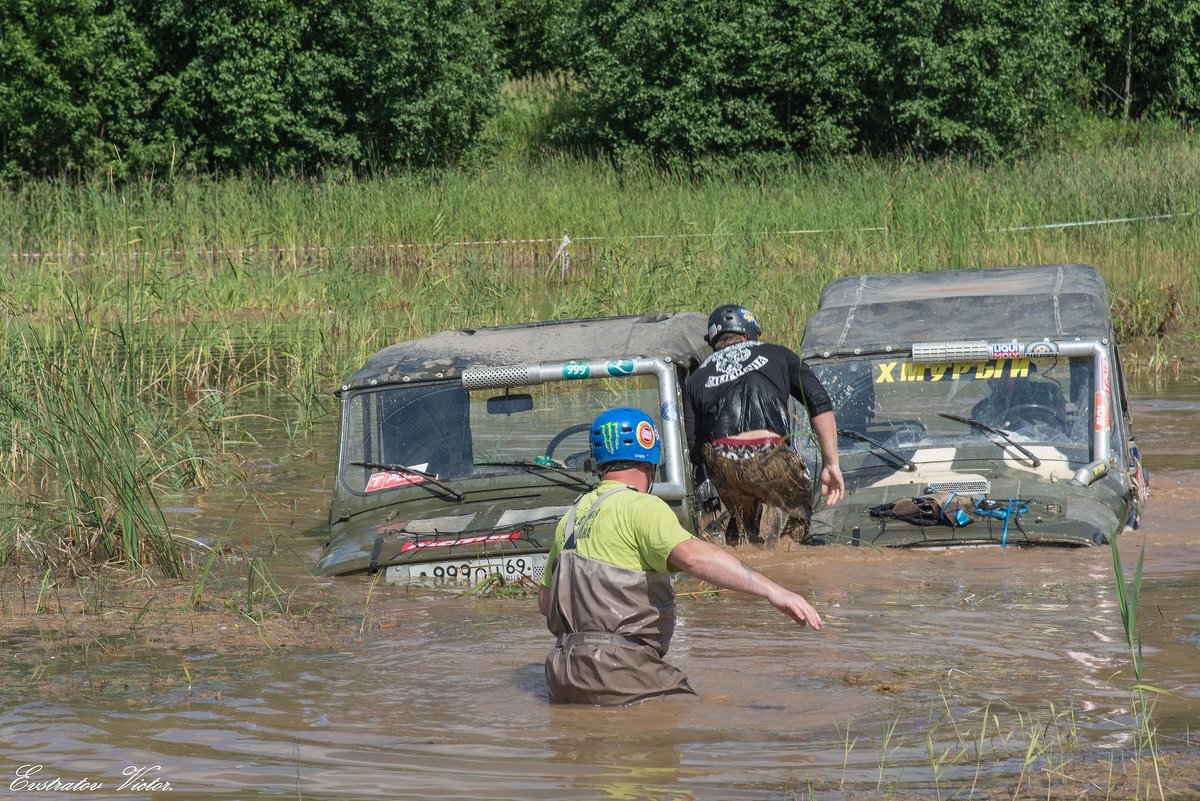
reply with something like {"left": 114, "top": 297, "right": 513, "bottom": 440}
{"left": 384, "top": 553, "right": 548, "bottom": 585}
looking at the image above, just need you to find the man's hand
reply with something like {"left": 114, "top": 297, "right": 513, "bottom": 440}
{"left": 820, "top": 462, "right": 845, "bottom": 507}
{"left": 765, "top": 586, "right": 823, "bottom": 629}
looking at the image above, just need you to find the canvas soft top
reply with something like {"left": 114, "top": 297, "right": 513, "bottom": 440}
{"left": 800, "top": 263, "right": 1114, "bottom": 359}
{"left": 339, "top": 312, "right": 710, "bottom": 392}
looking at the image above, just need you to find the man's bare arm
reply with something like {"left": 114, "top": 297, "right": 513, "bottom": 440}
{"left": 810, "top": 410, "right": 844, "bottom": 506}
{"left": 667, "top": 538, "right": 822, "bottom": 629}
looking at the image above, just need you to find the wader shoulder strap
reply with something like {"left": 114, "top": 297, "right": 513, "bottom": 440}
{"left": 562, "top": 486, "right": 630, "bottom": 551}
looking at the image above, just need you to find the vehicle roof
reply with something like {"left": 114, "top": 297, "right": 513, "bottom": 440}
{"left": 800, "top": 263, "right": 1114, "bottom": 359}
{"left": 340, "top": 312, "right": 711, "bottom": 391}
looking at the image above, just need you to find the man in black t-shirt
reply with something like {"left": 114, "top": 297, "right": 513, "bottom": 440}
{"left": 683, "top": 305, "right": 843, "bottom": 545}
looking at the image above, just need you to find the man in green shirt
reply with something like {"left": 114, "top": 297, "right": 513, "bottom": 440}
{"left": 538, "top": 407, "right": 823, "bottom": 706}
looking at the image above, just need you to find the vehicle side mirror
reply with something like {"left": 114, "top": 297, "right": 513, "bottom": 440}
{"left": 486, "top": 393, "right": 534, "bottom": 415}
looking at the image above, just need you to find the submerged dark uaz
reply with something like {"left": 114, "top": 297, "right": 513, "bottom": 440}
{"left": 792, "top": 263, "right": 1149, "bottom": 547}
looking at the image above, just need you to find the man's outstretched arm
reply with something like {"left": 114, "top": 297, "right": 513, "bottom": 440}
{"left": 667, "top": 538, "right": 822, "bottom": 629}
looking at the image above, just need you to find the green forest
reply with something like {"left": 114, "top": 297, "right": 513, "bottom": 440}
{"left": 3, "top": 0, "right": 1199, "bottom": 177}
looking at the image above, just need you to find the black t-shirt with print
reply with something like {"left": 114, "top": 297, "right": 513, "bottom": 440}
{"left": 682, "top": 340, "right": 833, "bottom": 465}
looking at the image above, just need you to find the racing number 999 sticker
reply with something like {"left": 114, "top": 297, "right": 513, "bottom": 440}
{"left": 562, "top": 361, "right": 590, "bottom": 380}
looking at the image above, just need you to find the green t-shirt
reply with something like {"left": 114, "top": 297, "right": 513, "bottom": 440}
{"left": 542, "top": 480, "right": 694, "bottom": 587}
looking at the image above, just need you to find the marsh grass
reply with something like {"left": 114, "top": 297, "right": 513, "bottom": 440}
{"left": 2, "top": 133, "right": 1197, "bottom": 356}
{"left": 0, "top": 308, "right": 246, "bottom": 576}
{"left": 782, "top": 695, "right": 1191, "bottom": 801}
{"left": 0, "top": 325, "right": 176, "bottom": 575}
{"left": 0, "top": 561, "right": 352, "bottom": 674}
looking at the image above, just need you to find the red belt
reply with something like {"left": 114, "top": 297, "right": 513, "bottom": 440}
{"left": 711, "top": 435, "right": 783, "bottom": 447}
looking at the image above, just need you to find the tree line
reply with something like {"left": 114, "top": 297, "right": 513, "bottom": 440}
{"left": 2, "top": 0, "right": 1197, "bottom": 178}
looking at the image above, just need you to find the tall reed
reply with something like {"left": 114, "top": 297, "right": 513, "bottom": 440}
{"left": 0, "top": 307, "right": 232, "bottom": 576}
{"left": 2, "top": 132, "right": 1196, "bottom": 357}
{"left": 1110, "top": 532, "right": 1166, "bottom": 801}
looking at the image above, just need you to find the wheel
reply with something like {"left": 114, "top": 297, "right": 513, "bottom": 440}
{"left": 545, "top": 423, "right": 592, "bottom": 461}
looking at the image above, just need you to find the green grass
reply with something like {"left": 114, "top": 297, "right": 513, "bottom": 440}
{"left": 0, "top": 308, "right": 237, "bottom": 576}
{"left": 1, "top": 130, "right": 1197, "bottom": 356}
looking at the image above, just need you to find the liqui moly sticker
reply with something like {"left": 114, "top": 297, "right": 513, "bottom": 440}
{"left": 989, "top": 341, "right": 1024, "bottom": 360}
{"left": 1094, "top": 391, "right": 1110, "bottom": 431}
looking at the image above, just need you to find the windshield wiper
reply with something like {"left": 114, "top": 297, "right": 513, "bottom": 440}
{"left": 937, "top": 413, "right": 1042, "bottom": 467}
{"left": 838, "top": 429, "right": 916, "bottom": 472}
{"left": 350, "top": 461, "right": 465, "bottom": 500}
{"left": 474, "top": 460, "right": 597, "bottom": 489}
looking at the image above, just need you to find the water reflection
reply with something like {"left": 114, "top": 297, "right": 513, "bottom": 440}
{"left": 2, "top": 376, "right": 1198, "bottom": 800}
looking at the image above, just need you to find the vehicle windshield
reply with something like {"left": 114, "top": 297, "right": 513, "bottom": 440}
{"left": 808, "top": 355, "right": 1095, "bottom": 459}
{"left": 340, "top": 376, "right": 662, "bottom": 493}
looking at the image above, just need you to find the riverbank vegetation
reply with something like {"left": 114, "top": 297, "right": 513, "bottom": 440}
{"left": 2, "top": 115, "right": 1196, "bottom": 576}
{"left": 4, "top": 120, "right": 1197, "bottom": 347}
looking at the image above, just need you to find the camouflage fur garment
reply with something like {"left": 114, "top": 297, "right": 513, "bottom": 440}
{"left": 703, "top": 438, "right": 812, "bottom": 545}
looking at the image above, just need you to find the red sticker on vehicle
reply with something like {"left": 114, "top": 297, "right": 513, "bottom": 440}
{"left": 399, "top": 531, "right": 520, "bottom": 552}
{"left": 636, "top": 420, "right": 657, "bottom": 448}
{"left": 365, "top": 471, "right": 426, "bottom": 492}
{"left": 1094, "top": 391, "right": 1110, "bottom": 431}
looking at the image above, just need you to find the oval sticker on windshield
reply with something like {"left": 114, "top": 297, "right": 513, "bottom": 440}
{"left": 562, "top": 361, "right": 590, "bottom": 380}
{"left": 605, "top": 359, "right": 635, "bottom": 376}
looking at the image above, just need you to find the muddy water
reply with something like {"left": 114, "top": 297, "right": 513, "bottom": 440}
{"left": 3, "top": 377, "right": 1198, "bottom": 800}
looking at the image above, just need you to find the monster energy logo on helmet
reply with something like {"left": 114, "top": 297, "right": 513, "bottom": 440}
{"left": 599, "top": 421, "right": 622, "bottom": 454}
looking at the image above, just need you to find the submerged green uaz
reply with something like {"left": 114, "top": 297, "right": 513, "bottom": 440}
{"left": 316, "top": 313, "right": 710, "bottom": 583}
